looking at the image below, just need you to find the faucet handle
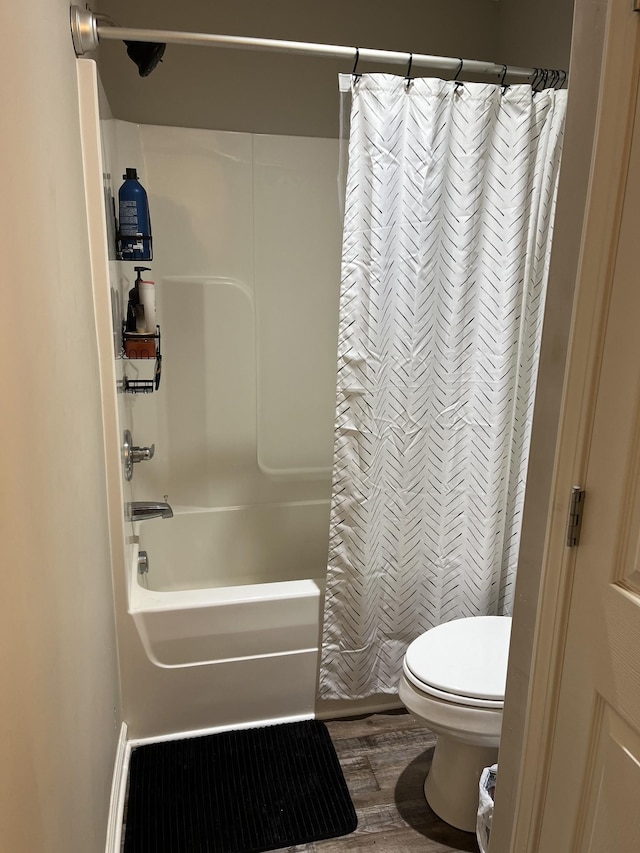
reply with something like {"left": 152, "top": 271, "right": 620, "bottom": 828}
{"left": 131, "top": 443, "right": 155, "bottom": 463}
{"left": 122, "top": 429, "right": 155, "bottom": 481}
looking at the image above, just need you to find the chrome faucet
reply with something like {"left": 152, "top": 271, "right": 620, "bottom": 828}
{"left": 125, "top": 501, "right": 173, "bottom": 521}
{"left": 122, "top": 430, "right": 155, "bottom": 482}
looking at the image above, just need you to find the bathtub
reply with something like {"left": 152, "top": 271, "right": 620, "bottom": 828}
{"left": 129, "top": 501, "right": 328, "bottom": 669}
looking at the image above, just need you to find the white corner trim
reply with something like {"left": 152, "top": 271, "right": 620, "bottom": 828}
{"left": 105, "top": 722, "right": 131, "bottom": 853}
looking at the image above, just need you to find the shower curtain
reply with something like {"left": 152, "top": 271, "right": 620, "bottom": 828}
{"left": 320, "top": 74, "right": 567, "bottom": 700}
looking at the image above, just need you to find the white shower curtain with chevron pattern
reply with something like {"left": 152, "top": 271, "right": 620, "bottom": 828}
{"left": 319, "top": 74, "right": 567, "bottom": 700}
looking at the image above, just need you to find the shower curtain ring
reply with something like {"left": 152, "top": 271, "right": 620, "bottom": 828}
{"left": 531, "top": 67, "right": 541, "bottom": 94}
{"left": 352, "top": 47, "right": 361, "bottom": 81}
{"left": 405, "top": 53, "right": 413, "bottom": 89}
{"left": 454, "top": 58, "right": 464, "bottom": 82}
{"left": 500, "top": 64, "right": 508, "bottom": 89}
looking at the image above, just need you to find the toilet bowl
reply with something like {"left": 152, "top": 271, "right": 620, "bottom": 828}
{"left": 398, "top": 616, "right": 512, "bottom": 832}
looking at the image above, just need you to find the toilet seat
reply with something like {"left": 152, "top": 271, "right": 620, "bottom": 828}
{"left": 403, "top": 616, "right": 511, "bottom": 709}
{"left": 402, "top": 659, "right": 504, "bottom": 708}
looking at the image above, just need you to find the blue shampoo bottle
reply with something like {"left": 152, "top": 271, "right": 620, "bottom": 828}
{"left": 118, "top": 167, "right": 152, "bottom": 261}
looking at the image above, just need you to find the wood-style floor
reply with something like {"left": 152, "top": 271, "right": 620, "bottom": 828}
{"left": 283, "top": 710, "right": 479, "bottom": 853}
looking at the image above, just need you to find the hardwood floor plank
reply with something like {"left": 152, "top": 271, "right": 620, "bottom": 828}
{"left": 338, "top": 754, "right": 380, "bottom": 796}
{"left": 323, "top": 710, "right": 425, "bottom": 741}
{"left": 278, "top": 712, "right": 480, "bottom": 853}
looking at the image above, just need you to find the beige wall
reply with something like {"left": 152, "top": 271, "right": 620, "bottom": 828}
{"left": 95, "top": 0, "right": 500, "bottom": 136}
{"left": 0, "top": 2, "right": 122, "bottom": 852}
{"left": 95, "top": 0, "right": 576, "bottom": 137}
{"left": 497, "top": 0, "right": 575, "bottom": 70}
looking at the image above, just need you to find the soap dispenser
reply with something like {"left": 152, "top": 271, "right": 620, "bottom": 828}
{"left": 138, "top": 270, "right": 156, "bottom": 333}
{"left": 125, "top": 267, "right": 148, "bottom": 332}
{"left": 124, "top": 268, "right": 157, "bottom": 358}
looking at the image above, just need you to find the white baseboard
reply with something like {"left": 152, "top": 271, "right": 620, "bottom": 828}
{"left": 105, "top": 722, "right": 131, "bottom": 853}
{"left": 315, "top": 697, "right": 404, "bottom": 720}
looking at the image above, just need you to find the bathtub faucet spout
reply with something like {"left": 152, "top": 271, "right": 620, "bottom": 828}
{"left": 126, "top": 501, "right": 173, "bottom": 521}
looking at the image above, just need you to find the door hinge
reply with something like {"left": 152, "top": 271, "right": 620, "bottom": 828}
{"left": 566, "top": 486, "right": 586, "bottom": 547}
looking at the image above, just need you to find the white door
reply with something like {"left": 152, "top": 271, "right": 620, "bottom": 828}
{"left": 513, "top": 2, "right": 640, "bottom": 850}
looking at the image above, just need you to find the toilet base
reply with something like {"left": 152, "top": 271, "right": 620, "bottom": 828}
{"left": 424, "top": 734, "right": 498, "bottom": 833}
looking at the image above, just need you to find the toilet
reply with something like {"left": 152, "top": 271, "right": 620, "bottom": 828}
{"left": 398, "top": 615, "right": 512, "bottom": 832}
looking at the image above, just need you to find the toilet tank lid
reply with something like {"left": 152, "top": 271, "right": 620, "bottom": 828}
{"left": 404, "top": 616, "right": 512, "bottom": 702}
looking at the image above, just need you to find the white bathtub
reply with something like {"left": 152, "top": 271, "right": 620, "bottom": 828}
{"left": 128, "top": 501, "right": 328, "bottom": 670}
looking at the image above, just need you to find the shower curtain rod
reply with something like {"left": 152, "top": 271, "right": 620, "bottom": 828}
{"left": 70, "top": 5, "right": 559, "bottom": 83}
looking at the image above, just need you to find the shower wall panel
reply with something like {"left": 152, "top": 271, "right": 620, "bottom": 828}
{"left": 102, "top": 120, "right": 343, "bottom": 735}
{"left": 118, "top": 122, "right": 342, "bottom": 510}
{"left": 253, "top": 135, "right": 341, "bottom": 477}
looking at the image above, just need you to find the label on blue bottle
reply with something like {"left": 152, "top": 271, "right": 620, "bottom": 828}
{"left": 120, "top": 200, "right": 139, "bottom": 235}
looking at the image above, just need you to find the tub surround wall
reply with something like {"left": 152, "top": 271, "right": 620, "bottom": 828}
{"left": 130, "top": 123, "right": 341, "bottom": 510}
{"left": 98, "top": 113, "right": 344, "bottom": 737}
{"left": 137, "top": 504, "right": 330, "bottom": 592}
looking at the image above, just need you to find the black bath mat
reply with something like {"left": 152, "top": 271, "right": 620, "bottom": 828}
{"left": 123, "top": 719, "right": 358, "bottom": 853}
